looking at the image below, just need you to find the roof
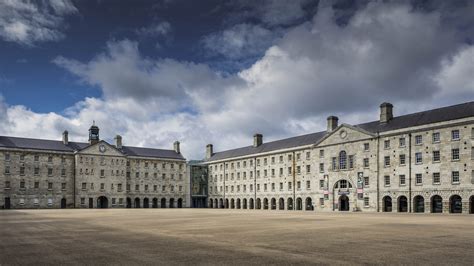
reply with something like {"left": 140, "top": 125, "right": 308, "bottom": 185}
{"left": 207, "top": 101, "right": 474, "bottom": 162}
{"left": 0, "top": 136, "right": 184, "bottom": 160}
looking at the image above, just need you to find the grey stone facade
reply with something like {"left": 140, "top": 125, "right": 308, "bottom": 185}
{"left": 205, "top": 102, "right": 474, "bottom": 214}
{"left": 0, "top": 125, "right": 188, "bottom": 209}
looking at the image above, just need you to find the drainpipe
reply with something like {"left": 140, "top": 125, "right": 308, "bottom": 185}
{"left": 408, "top": 133, "right": 412, "bottom": 213}
{"left": 254, "top": 157, "right": 257, "bottom": 208}
{"left": 223, "top": 163, "right": 226, "bottom": 208}
{"left": 376, "top": 133, "right": 380, "bottom": 212}
{"left": 293, "top": 151, "right": 296, "bottom": 210}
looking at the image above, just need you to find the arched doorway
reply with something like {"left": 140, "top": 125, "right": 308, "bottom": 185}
{"left": 97, "top": 196, "right": 108, "bottom": 209}
{"left": 161, "top": 198, "right": 166, "bottom": 208}
{"left": 214, "top": 199, "right": 218, "bottom": 208}
{"left": 470, "top": 196, "right": 474, "bottom": 214}
{"left": 126, "top": 197, "right": 132, "bottom": 208}
{"left": 177, "top": 198, "right": 183, "bottom": 208}
{"left": 134, "top": 197, "right": 140, "bottom": 208}
{"left": 431, "top": 195, "right": 443, "bottom": 213}
{"left": 4, "top": 197, "right": 11, "bottom": 209}
{"left": 249, "top": 198, "right": 254, "bottom": 209}
{"left": 143, "top": 198, "right": 149, "bottom": 208}
{"left": 279, "top": 198, "right": 285, "bottom": 210}
{"left": 449, "top": 195, "right": 462, "bottom": 213}
{"left": 231, "top": 199, "right": 235, "bottom": 209}
{"left": 305, "top": 197, "right": 313, "bottom": 211}
{"left": 296, "top": 197, "right": 302, "bottom": 210}
{"left": 169, "top": 198, "right": 175, "bottom": 208}
{"left": 61, "top": 198, "right": 67, "bottom": 209}
{"left": 209, "top": 199, "right": 214, "bottom": 208}
{"left": 263, "top": 198, "right": 269, "bottom": 209}
{"left": 237, "top": 198, "right": 241, "bottom": 209}
{"left": 243, "top": 198, "right": 247, "bottom": 209}
{"left": 339, "top": 195, "right": 349, "bottom": 211}
{"left": 413, "top": 195, "right": 424, "bottom": 213}
{"left": 219, "top": 198, "right": 224, "bottom": 208}
{"left": 270, "top": 198, "right": 276, "bottom": 210}
{"left": 152, "top": 198, "right": 158, "bottom": 208}
{"left": 287, "top": 198, "right": 293, "bottom": 210}
{"left": 398, "top": 196, "right": 408, "bottom": 212}
{"left": 383, "top": 196, "right": 392, "bottom": 212}
{"left": 256, "top": 198, "right": 261, "bottom": 209}
{"left": 225, "top": 199, "right": 229, "bottom": 209}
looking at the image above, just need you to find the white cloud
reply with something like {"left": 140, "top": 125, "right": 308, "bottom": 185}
{"left": 135, "top": 21, "right": 171, "bottom": 37}
{"left": 1, "top": 1, "right": 474, "bottom": 159}
{"left": 0, "top": 0, "right": 77, "bottom": 45}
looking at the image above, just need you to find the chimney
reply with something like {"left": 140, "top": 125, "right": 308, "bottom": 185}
{"left": 253, "top": 133, "right": 263, "bottom": 147}
{"left": 206, "top": 144, "right": 214, "bottom": 160}
{"left": 380, "top": 102, "right": 393, "bottom": 123}
{"left": 327, "top": 116, "right": 339, "bottom": 132}
{"left": 174, "top": 141, "right": 180, "bottom": 154}
{"left": 62, "top": 130, "right": 69, "bottom": 145}
{"left": 114, "top": 135, "right": 122, "bottom": 149}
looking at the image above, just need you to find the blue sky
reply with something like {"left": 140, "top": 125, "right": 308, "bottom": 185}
{"left": 0, "top": 0, "right": 473, "bottom": 159}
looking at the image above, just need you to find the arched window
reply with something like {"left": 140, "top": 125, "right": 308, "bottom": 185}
{"left": 339, "top": 151, "right": 347, "bottom": 170}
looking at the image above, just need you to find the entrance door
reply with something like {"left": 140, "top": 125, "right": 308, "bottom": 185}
{"left": 4, "top": 197, "right": 11, "bottom": 209}
{"left": 61, "top": 198, "right": 67, "bottom": 209}
{"left": 339, "top": 195, "right": 349, "bottom": 211}
{"left": 126, "top": 197, "right": 132, "bottom": 208}
{"left": 89, "top": 198, "right": 94, "bottom": 208}
{"left": 431, "top": 195, "right": 443, "bottom": 213}
{"left": 383, "top": 196, "right": 392, "bottom": 212}
{"left": 97, "top": 196, "right": 108, "bottom": 209}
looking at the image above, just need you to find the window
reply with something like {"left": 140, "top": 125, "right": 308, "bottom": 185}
{"left": 118, "top": 184, "right": 123, "bottom": 191}
{"left": 452, "top": 171, "right": 460, "bottom": 184}
{"left": 4, "top": 181, "right": 10, "bottom": 189}
{"left": 415, "top": 152, "right": 422, "bottom": 164}
{"left": 399, "top": 175, "right": 406, "bottom": 186}
{"left": 279, "top": 156, "right": 283, "bottom": 163}
{"left": 384, "top": 175, "right": 390, "bottom": 186}
{"left": 288, "top": 182, "right": 292, "bottom": 190}
{"left": 279, "top": 182, "right": 283, "bottom": 191}
{"left": 384, "top": 156, "right": 390, "bottom": 167}
{"left": 4, "top": 153, "right": 10, "bottom": 161}
{"left": 20, "top": 180, "right": 25, "bottom": 189}
{"left": 399, "top": 154, "right": 406, "bottom": 165}
{"left": 279, "top": 168, "right": 283, "bottom": 176}
{"left": 364, "top": 197, "right": 369, "bottom": 207}
{"left": 4, "top": 165, "right": 10, "bottom": 174}
{"left": 319, "top": 150, "right": 324, "bottom": 158}
{"left": 451, "top": 148, "right": 460, "bottom": 161}
{"left": 364, "top": 143, "right": 369, "bottom": 151}
{"left": 162, "top": 186, "right": 166, "bottom": 192}
{"left": 82, "top": 182, "right": 87, "bottom": 190}
{"left": 271, "top": 183, "right": 275, "bottom": 191}
{"left": 48, "top": 182, "right": 53, "bottom": 190}
{"left": 319, "top": 163, "right": 324, "bottom": 173}
{"left": 101, "top": 169, "right": 105, "bottom": 177}
{"left": 135, "top": 184, "right": 139, "bottom": 191}
{"left": 48, "top": 168, "right": 53, "bottom": 176}
{"left": 332, "top": 157, "right": 337, "bottom": 170}
{"left": 34, "top": 182, "right": 39, "bottom": 189}
{"left": 306, "top": 165, "right": 311, "bottom": 173}
{"left": 306, "top": 180, "right": 310, "bottom": 189}
{"left": 264, "top": 170, "right": 267, "bottom": 177}
{"left": 48, "top": 156, "right": 53, "bottom": 163}
{"left": 296, "top": 153, "right": 301, "bottom": 160}
{"left": 339, "top": 151, "right": 347, "bottom": 169}
{"left": 100, "top": 183, "right": 105, "bottom": 190}
{"left": 364, "top": 176, "right": 369, "bottom": 187}
{"left": 61, "top": 169, "right": 66, "bottom": 176}
{"left": 288, "top": 154, "right": 292, "bottom": 161}
{"left": 19, "top": 154, "right": 25, "bottom": 161}
{"left": 263, "top": 158, "right": 267, "bottom": 165}
{"left": 415, "top": 135, "right": 423, "bottom": 145}
{"left": 433, "top": 150, "right": 440, "bottom": 162}
{"left": 145, "top": 185, "right": 148, "bottom": 191}
{"left": 270, "top": 170, "right": 274, "bottom": 177}
{"left": 296, "top": 166, "right": 301, "bottom": 174}
{"left": 433, "top": 172, "right": 440, "bottom": 184}
{"left": 20, "top": 166, "right": 25, "bottom": 175}
{"left": 472, "top": 147, "right": 474, "bottom": 160}
{"left": 297, "top": 181, "right": 301, "bottom": 190}
{"left": 399, "top": 138, "right": 406, "bottom": 147}
{"left": 319, "top": 180, "right": 325, "bottom": 189}
{"left": 415, "top": 173, "right": 422, "bottom": 185}
{"left": 61, "top": 183, "right": 66, "bottom": 190}
{"left": 287, "top": 167, "right": 291, "bottom": 175}
{"left": 348, "top": 155, "right": 354, "bottom": 169}
{"left": 135, "top": 172, "right": 139, "bottom": 178}
{"left": 384, "top": 140, "right": 390, "bottom": 149}
{"left": 432, "top": 132, "right": 440, "bottom": 143}
{"left": 451, "top": 130, "right": 460, "bottom": 140}
{"left": 306, "top": 152, "right": 311, "bottom": 160}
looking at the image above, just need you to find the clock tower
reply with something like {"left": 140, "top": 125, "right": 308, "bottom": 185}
{"left": 89, "top": 121, "right": 100, "bottom": 145}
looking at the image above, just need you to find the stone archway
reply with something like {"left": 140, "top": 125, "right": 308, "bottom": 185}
{"left": 134, "top": 197, "right": 140, "bottom": 208}
{"left": 305, "top": 197, "right": 313, "bottom": 211}
{"left": 296, "top": 197, "right": 303, "bottom": 210}
{"left": 413, "top": 195, "right": 424, "bottom": 213}
{"left": 152, "top": 198, "right": 158, "bottom": 208}
{"left": 249, "top": 198, "right": 254, "bottom": 209}
{"left": 61, "top": 198, "right": 67, "bottom": 209}
{"left": 271, "top": 198, "right": 276, "bottom": 210}
{"left": 169, "top": 198, "right": 175, "bottom": 208}
{"left": 243, "top": 198, "right": 247, "bottom": 209}
{"left": 143, "top": 198, "right": 149, "bottom": 208}
{"left": 383, "top": 196, "right": 392, "bottom": 212}
{"left": 339, "top": 195, "right": 349, "bottom": 211}
{"left": 279, "top": 198, "right": 285, "bottom": 210}
{"left": 449, "top": 195, "right": 462, "bottom": 213}
{"left": 97, "top": 196, "right": 108, "bottom": 209}
{"left": 470, "top": 196, "right": 474, "bottom": 214}
{"left": 177, "top": 198, "right": 183, "bottom": 208}
{"left": 287, "top": 198, "right": 293, "bottom": 210}
{"left": 161, "top": 198, "right": 166, "bottom": 208}
{"left": 263, "top": 198, "right": 269, "bottom": 209}
{"left": 126, "top": 197, "right": 132, "bottom": 208}
{"left": 398, "top": 196, "right": 408, "bottom": 212}
{"left": 236, "top": 198, "right": 241, "bottom": 209}
{"left": 431, "top": 195, "right": 443, "bottom": 213}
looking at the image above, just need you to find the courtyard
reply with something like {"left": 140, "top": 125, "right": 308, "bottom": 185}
{"left": 0, "top": 209, "right": 473, "bottom": 265}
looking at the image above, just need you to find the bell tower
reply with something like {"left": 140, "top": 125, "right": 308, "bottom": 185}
{"left": 89, "top": 121, "right": 100, "bottom": 145}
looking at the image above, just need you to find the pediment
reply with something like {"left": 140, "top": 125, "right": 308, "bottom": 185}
{"left": 77, "top": 140, "right": 125, "bottom": 156}
{"left": 315, "top": 124, "right": 375, "bottom": 147}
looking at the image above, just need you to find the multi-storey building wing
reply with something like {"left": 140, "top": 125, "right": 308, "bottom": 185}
{"left": 204, "top": 102, "right": 474, "bottom": 214}
{"left": 0, "top": 123, "right": 188, "bottom": 209}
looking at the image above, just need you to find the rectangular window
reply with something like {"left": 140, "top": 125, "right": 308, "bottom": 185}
{"left": 415, "top": 135, "right": 422, "bottom": 145}
{"left": 319, "top": 180, "right": 325, "bottom": 189}
{"left": 306, "top": 180, "right": 310, "bottom": 189}
{"left": 306, "top": 152, "right": 311, "bottom": 160}
{"left": 20, "top": 181, "right": 25, "bottom": 189}
{"left": 34, "top": 182, "right": 39, "bottom": 188}
{"left": 287, "top": 167, "right": 291, "bottom": 175}
{"left": 319, "top": 150, "right": 324, "bottom": 158}
{"left": 288, "top": 154, "right": 292, "bottom": 161}
{"left": 432, "top": 132, "right": 440, "bottom": 143}
{"left": 81, "top": 198, "right": 85, "bottom": 205}
{"left": 452, "top": 171, "right": 460, "bottom": 184}
{"left": 4, "top": 165, "right": 10, "bottom": 174}
{"left": 296, "top": 153, "right": 301, "bottom": 160}
{"left": 296, "top": 166, "right": 301, "bottom": 174}
{"left": 61, "top": 182, "right": 66, "bottom": 190}
{"left": 48, "top": 156, "right": 53, "bottom": 163}
{"left": 348, "top": 155, "right": 354, "bottom": 169}
{"left": 361, "top": 158, "right": 368, "bottom": 168}
{"left": 19, "top": 154, "right": 25, "bottom": 161}
{"left": 4, "top": 153, "right": 10, "bottom": 161}
{"left": 297, "top": 181, "right": 301, "bottom": 190}
{"left": 279, "top": 182, "right": 283, "bottom": 191}
{"left": 452, "top": 130, "right": 460, "bottom": 140}
{"left": 364, "top": 197, "right": 369, "bottom": 207}
{"left": 452, "top": 148, "right": 460, "bottom": 161}
{"left": 399, "top": 137, "right": 406, "bottom": 147}
{"left": 433, "top": 150, "right": 440, "bottom": 162}
{"left": 384, "top": 156, "right": 390, "bottom": 167}
{"left": 61, "top": 168, "right": 66, "bottom": 176}
{"left": 48, "top": 168, "right": 53, "bottom": 176}
{"left": 415, "top": 152, "right": 423, "bottom": 164}
{"left": 288, "top": 182, "right": 292, "bottom": 190}
{"left": 135, "top": 184, "right": 139, "bottom": 191}
{"left": 415, "top": 174, "right": 422, "bottom": 185}
{"left": 433, "top": 172, "right": 440, "bottom": 184}
{"left": 34, "top": 155, "right": 39, "bottom": 161}
{"left": 279, "top": 156, "right": 283, "bottom": 163}
{"left": 364, "top": 176, "right": 369, "bottom": 187}
{"left": 384, "top": 175, "right": 390, "bottom": 186}
{"left": 319, "top": 163, "right": 324, "bottom": 173}
{"left": 384, "top": 140, "right": 390, "bottom": 149}
{"left": 20, "top": 166, "right": 25, "bottom": 176}
{"left": 364, "top": 143, "right": 369, "bottom": 151}
{"left": 82, "top": 182, "right": 87, "bottom": 190}
{"left": 398, "top": 175, "right": 405, "bottom": 186}
{"left": 279, "top": 168, "right": 283, "bottom": 176}
{"left": 48, "top": 182, "right": 53, "bottom": 190}
{"left": 399, "top": 154, "right": 406, "bottom": 165}
{"left": 306, "top": 165, "right": 311, "bottom": 173}
{"left": 332, "top": 157, "right": 337, "bottom": 170}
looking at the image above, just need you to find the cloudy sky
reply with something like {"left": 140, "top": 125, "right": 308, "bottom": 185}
{"left": 0, "top": 0, "right": 473, "bottom": 159}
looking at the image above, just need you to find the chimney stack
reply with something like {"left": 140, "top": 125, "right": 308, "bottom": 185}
{"left": 62, "top": 130, "right": 69, "bottom": 145}
{"left": 206, "top": 144, "right": 214, "bottom": 160}
{"left": 253, "top": 133, "right": 263, "bottom": 147}
{"left": 327, "top": 116, "right": 339, "bottom": 132}
{"left": 174, "top": 141, "right": 180, "bottom": 154}
{"left": 380, "top": 102, "right": 393, "bottom": 123}
{"left": 114, "top": 135, "right": 122, "bottom": 149}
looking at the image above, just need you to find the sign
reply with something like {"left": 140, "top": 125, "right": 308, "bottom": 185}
{"left": 338, "top": 191, "right": 349, "bottom": 195}
{"left": 323, "top": 190, "right": 329, "bottom": 195}
{"left": 357, "top": 188, "right": 363, "bottom": 193}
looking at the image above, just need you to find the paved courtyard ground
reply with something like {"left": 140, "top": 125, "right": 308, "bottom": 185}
{"left": 0, "top": 209, "right": 472, "bottom": 265}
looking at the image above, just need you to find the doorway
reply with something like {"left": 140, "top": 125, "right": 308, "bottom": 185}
{"left": 339, "top": 195, "right": 349, "bottom": 211}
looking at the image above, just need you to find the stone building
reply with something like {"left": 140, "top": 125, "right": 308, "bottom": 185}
{"left": 204, "top": 102, "right": 474, "bottom": 214}
{"left": 0, "top": 123, "right": 187, "bottom": 209}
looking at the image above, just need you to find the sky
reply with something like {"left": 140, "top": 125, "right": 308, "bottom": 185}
{"left": 0, "top": 0, "right": 473, "bottom": 159}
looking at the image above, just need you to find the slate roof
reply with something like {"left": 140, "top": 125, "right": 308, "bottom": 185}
{"left": 207, "top": 101, "right": 474, "bottom": 162}
{"left": 0, "top": 136, "right": 185, "bottom": 160}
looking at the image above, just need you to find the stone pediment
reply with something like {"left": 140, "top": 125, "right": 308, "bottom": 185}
{"left": 76, "top": 140, "right": 125, "bottom": 156}
{"left": 315, "top": 124, "right": 375, "bottom": 147}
